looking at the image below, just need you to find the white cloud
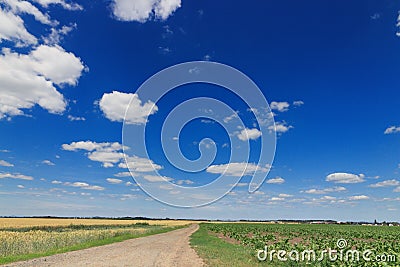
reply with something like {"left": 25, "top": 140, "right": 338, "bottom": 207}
{"left": 0, "top": 159, "right": 13, "bottom": 167}
{"left": 384, "top": 126, "right": 400, "bottom": 134}
{"left": 326, "top": 173, "right": 365, "bottom": 184}
{"left": 278, "top": 193, "right": 293, "bottom": 198}
{"left": 106, "top": 178, "right": 123, "bottom": 184}
{"left": 397, "top": 12, "right": 400, "bottom": 37}
{"left": 266, "top": 177, "right": 285, "bottom": 184}
{"left": 62, "top": 141, "right": 126, "bottom": 168}
{"left": 67, "top": 115, "right": 85, "bottom": 121}
{"left": 248, "top": 107, "right": 274, "bottom": 126}
{"left": 368, "top": 179, "right": 400, "bottom": 188}
{"left": 0, "top": 7, "right": 37, "bottom": 45}
{"left": 143, "top": 175, "right": 173, "bottom": 182}
{"left": 270, "top": 101, "right": 289, "bottom": 112}
{"left": 293, "top": 100, "right": 304, "bottom": 107}
{"left": 65, "top": 181, "right": 105, "bottom": 191}
{"left": 394, "top": 186, "right": 400, "bottom": 192}
{"left": 111, "top": 0, "right": 181, "bottom": 22}
{"left": 349, "top": 195, "right": 369, "bottom": 200}
{"left": 62, "top": 141, "right": 125, "bottom": 152}
{"left": 223, "top": 113, "right": 238, "bottom": 123}
{"left": 176, "top": 179, "right": 194, "bottom": 185}
{"left": 17, "top": 184, "right": 25, "bottom": 188}
{"left": 370, "top": 13, "right": 381, "bottom": 20}
{"left": 119, "top": 156, "right": 162, "bottom": 172}
{"left": 0, "top": 172, "right": 33, "bottom": 180}
{"left": 99, "top": 91, "right": 158, "bottom": 124}
{"left": 114, "top": 172, "right": 132, "bottom": 177}
{"left": 154, "top": 0, "right": 181, "bottom": 20}
{"left": 42, "top": 160, "right": 55, "bottom": 166}
{"left": 206, "top": 162, "right": 270, "bottom": 177}
{"left": 270, "top": 197, "right": 284, "bottom": 201}
{"left": 32, "top": 0, "right": 83, "bottom": 11}
{"left": 321, "top": 196, "right": 336, "bottom": 201}
{"left": 44, "top": 24, "right": 76, "bottom": 45}
{"left": 88, "top": 151, "right": 125, "bottom": 168}
{"left": 237, "top": 128, "right": 262, "bottom": 141}
{"left": 63, "top": 140, "right": 163, "bottom": 171}
{"left": 0, "top": 45, "right": 85, "bottom": 119}
{"left": 51, "top": 180, "right": 62, "bottom": 184}
{"left": 2, "top": 0, "right": 55, "bottom": 26}
{"left": 303, "top": 186, "right": 346, "bottom": 194}
{"left": 268, "top": 121, "right": 292, "bottom": 133}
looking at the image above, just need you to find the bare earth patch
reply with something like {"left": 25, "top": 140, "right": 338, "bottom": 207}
{"left": 4, "top": 224, "right": 204, "bottom": 267}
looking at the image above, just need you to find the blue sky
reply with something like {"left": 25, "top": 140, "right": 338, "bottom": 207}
{"left": 0, "top": 0, "right": 400, "bottom": 221}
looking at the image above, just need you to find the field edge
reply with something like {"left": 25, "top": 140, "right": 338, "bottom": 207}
{"left": 0, "top": 225, "right": 186, "bottom": 265}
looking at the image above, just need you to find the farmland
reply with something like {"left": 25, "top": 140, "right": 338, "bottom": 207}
{"left": 191, "top": 223, "right": 400, "bottom": 266}
{"left": 0, "top": 218, "right": 189, "bottom": 264}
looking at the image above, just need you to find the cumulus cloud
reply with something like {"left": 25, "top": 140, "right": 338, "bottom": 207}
{"left": 111, "top": 0, "right": 181, "bottom": 22}
{"left": 0, "top": 45, "right": 85, "bottom": 119}
{"left": 64, "top": 181, "right": 105, "bottom": 191}
{"left": 384, "top": 126, "right": 400, "bottom": 134}
{"left": 268, "top": 121, "right": 293, "bottom": 134}
{"left": 206, "top": 162, "right": 270, "bottom": 177}
{"left": 176, "top": 179, "right": 194, "bottom": 185}
{"left": 326, "top": 173, "right": 365, "bottom": 184}
{"left": 237, "top": 128, "right": 262, "bottom": 141}
{"left": 62, "top": 141, "right": 126, "bottom": 168}
{"left": 44, "top": 24, "right": 76, "bottom": 45}
{"left": 106, "top": 178, "right": 123, "bottom": 184}
{"left": 270, "top": 197, "right": 284, "bottom": 201}
{"left": 303, "top": 186, "right": 346, "bottom": 194}
{"left": 0, "top": 159, "right": 13, "bottom": 167}
{"left": 119, "top": 156, "right": 162, "bottom": 172}
{"left": 223, "top": 112, "right": 239, "bottom": 124}
{"left": 368, "top": 179, "right": 400, "bottom": 188}
{"left": 99, "top": 91, "right": 158, "bottom": 124}
{"left": 62, "top": 140, "right": 163, "bottom": 171}
{"left": 67, "top": 115, "right": 85, "bottom": 121}
{"left": 0, "top": 172, "right": 33, "bottom": 180}
{"left": 114, "top": 172, "right": 132, "bottom": 177}
{"left": 0, "top": 0, "right": 85, "bottom": 120}
{"left": 349, "top": 195, "right": 369, "bottom": 200}
{"left": 143, "top": 174, "right": 173, "bottom": 182}
{"left": 270, "top": 101, "right": 289, "bottom": 112}
{"left": 278, "top": 193, "right": 293, "bottom": 198}
{"left": 293, "top": 100, "right": 304, "bottom": 107}
{"left": 32, "top": 0, "right": 83, "bottom": 11}
{"left": 62, "top": 141, "right": 125, "bottom": 152}
{"left": 42, "top": 160, "right": 55, "bottom": 166}
{"left": 266, "top": 177, "right": 285, "bottom": 184}
{"left": 0, "top": 7, "right": 37, "bottom": 45}
{"left": 2, "top": 0, "right": 55, "bottom": 26}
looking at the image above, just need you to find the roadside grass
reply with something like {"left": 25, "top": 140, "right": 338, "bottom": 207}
{"left": 0, "top": 224, "right": 184, "bottom": 265}
{"left": 190, "top": 223, "right": 264, "bottom": 267}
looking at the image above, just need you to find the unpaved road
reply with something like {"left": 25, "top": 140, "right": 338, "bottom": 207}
{"left": 5, "top": 224, "right": 204, "bottom": 267}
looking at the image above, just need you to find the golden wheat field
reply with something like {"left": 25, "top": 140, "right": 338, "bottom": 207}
{"left": 0, "top": 218, "right": 197, "bottom": 261}
{"left": 0, "top": 218, "right": 194, "bottom": 228}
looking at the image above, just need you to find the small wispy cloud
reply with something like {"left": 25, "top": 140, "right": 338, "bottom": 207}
{"left": 384, "top": 126, "right": 400, "bottom": 134}
{"left": 0, "top": 160, "right": 14, "bottom": 167}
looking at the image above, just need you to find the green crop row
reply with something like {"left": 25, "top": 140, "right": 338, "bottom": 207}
{"left": 202, "top": 223, "right": 400, "bottom": 266}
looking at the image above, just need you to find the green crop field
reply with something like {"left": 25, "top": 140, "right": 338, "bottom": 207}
{"left": 191, "top": 223, "right": 400, "bottom": 267}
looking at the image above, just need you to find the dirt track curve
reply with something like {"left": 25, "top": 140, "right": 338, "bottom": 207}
{"left": 5, "top": 224, "right": 204, "bottom": 267}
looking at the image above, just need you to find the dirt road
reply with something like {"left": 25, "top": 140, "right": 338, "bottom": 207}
{"left": 6, "top": 224, "right": 204, "bottom": 267}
